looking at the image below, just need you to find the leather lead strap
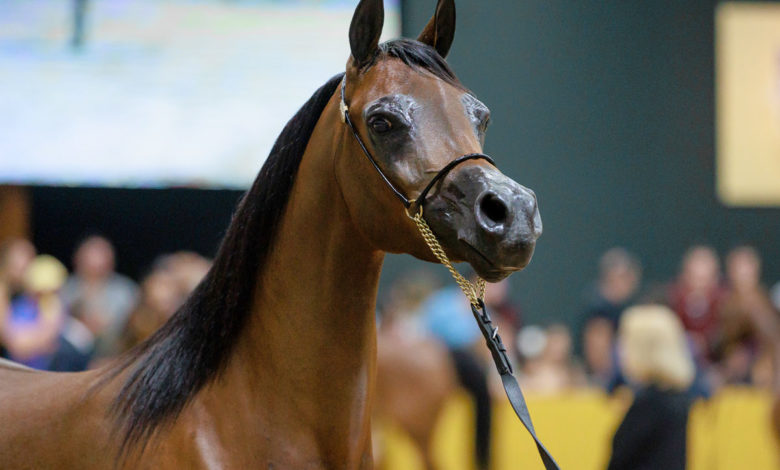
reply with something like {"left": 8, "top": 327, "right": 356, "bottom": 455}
{"left": 472, "top": 300, "right": 560, "bottom": 470}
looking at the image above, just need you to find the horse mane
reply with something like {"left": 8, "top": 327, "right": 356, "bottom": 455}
{"left": 106, "top": 39, "right": 463, "bottom": 457}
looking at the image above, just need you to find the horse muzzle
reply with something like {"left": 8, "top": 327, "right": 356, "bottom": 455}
{"left": 424, "top": 164, "right": 542, "bottom": 282}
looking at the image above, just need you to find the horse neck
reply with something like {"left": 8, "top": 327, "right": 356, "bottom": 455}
{"left": 211, "top": 97, "right": 384, "bottom": 463}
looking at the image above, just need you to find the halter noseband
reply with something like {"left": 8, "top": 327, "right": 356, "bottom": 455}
{"left": 339, "top": 78, "right": 495, "bottom": 213}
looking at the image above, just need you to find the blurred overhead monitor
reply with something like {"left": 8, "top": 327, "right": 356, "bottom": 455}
{"left": 716, "top": 2, "right": 780, "bottom": 207}
{"left": 0, "top": 0, "right": 401, "bottom": 189}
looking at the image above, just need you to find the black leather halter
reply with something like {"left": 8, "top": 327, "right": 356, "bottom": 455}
{"left": 339, "top": 79, "right": 495, "bottom": 213}
{"left": 339, "top": 77, "right": 561, "bottom": 470}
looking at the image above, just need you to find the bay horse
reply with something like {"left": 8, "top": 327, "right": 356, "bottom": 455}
{"left": 0, "top": 0, "right": 542, "bottom": 468}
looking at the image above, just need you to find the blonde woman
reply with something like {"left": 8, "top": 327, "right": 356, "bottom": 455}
{"left": 607, "top": 305, "right": 696, "bottom": 470}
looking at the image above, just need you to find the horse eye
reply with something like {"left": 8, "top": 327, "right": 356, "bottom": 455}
{"left": 368, "top": 116, "right": 392, "bottom": 134}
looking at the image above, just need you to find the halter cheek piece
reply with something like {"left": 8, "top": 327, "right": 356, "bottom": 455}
{"left": 339, "top": 77, "right": 561, "bottom": 470}
{"left": 339, "top": 78, "right": 495, "bottom": 214}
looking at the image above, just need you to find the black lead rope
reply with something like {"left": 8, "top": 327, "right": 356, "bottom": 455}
{"left": 472, "top": 300, "right": 560, "bottom": 470}
{"left": 340, "top": 78, "right": 560, "bottom": 470}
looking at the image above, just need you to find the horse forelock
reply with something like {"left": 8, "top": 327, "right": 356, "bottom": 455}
{"left": 377, "top": 39, "right": 465, "bottom": 91}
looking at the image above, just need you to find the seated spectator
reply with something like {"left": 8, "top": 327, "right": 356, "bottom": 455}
{"left": 120, "top": 252, "right": 210, "bottom": 351}
{"left": 151, "top": 251, "right": 211, "bottom": 300}
{"left": 0, "top": 238, "right": 36, "bottom": 300}
{"left": 607, "top": 305, "right": 696, "bottom": 470}
{"left": 668, "top": 246, "right": 725, "bottom": 362}
{"left": 579, "top": 248, "right": 641, "bottom": 386}
{"left": 378, "top": 270, "right": 439, "bottom": 341}
{"left": 120, "top": 270, "right": 179, "bottom": 351}
{"left": 0, "top": 238, "right": 36, "bottom": 359}
{"left": 716, "top": 246, "right": 777, "bottom": 385}
{"left": 0, "top": 255, "right": 89, "bottom": 371}
{"left": 0, "top": 255, "right": 66, "bottom": 368}
{"left": 582, "top": 316, "right": 616, "bottom": 387}
{"left": 485, "top": 279, "right": 523, "bottom": 365}
{"left": 582, "top": 248, "right": 642, "bottom": 328}
{"left": 61, "top": 235, "right": 138, "bottom": 359}
{"left": 518, "top": 324, "right": 586, "bottom": 394}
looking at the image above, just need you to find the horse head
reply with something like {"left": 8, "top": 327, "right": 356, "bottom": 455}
{"left": 337, "top": 0, "right": 542, "bottom": 283}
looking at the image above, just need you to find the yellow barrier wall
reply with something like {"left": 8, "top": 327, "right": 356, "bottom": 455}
{"left": 379, "top": 387, "right": 779, "bottom": 470}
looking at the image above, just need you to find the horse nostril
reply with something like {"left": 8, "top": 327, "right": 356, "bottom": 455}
{"left": 479, "top": 192, "right": 508, "bottom": 224}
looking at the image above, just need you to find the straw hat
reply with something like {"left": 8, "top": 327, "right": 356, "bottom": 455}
{"left": 619, "top": 304, "right": 695, "bottom": 390}
{"left": 23, "top": 255, "right": 68, "bottom": 294}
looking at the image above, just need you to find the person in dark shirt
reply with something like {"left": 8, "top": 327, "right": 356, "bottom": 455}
{"left": 583, "top": 248, "right": 642, "bottom": 329}
{"left": 607, "top": 305, "right": 696, "bottom": 470}
{"left": 608, "top": 385, "right": 693, "bottom": 470}
{"left": 579, "top": 248, "right": 642, "bottom": 388}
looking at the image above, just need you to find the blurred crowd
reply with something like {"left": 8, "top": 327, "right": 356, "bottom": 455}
{"left": 0, "top": 236, "right": 210, "bottom": 371}
{"left": 579, "top": 245, "right": 780, "bottom": 394}
{"left": 376, "top": 244, "right": 780, "bottom": 470}
{"left": 6, "top": 236, "right": 776, "bottom": 397}
{"left": 380, "top": 244, "right": 780, "bottom": 399}
{"left": 3, "top": 235, "right": 779, "bottom": 469}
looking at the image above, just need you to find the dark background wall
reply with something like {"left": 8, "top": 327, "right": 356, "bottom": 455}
{"left": 30, "top": 0, "right": 780, "bottom": 327}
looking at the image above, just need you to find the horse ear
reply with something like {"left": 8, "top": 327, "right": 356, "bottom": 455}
{"left": 417, "top": 0, "right": 456, "bottom": 58}
{"left": 349, "top": 0, "right": 384, "bottom": 68}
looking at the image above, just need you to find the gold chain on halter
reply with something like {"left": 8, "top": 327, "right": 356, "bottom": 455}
{"left": 407, "top": 206, "right": 486, "bottom": 307}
